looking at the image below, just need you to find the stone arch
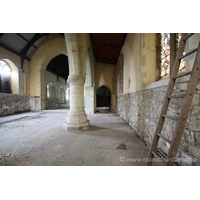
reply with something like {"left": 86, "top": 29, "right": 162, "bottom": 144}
{"left": 0, "top": 58, "right": 19, "bottom": 94}
{"left": 64, "top": 33, "right": 85, "bottom": 76}
{"left": 84, "top": 47, "right": 95, "bottom": 114}
{"left": 85, "top": 47, "right": 94, "bottom": 87}
{"left": 96, "top": 84, "right": 112, "bottom": 94}
{"left": 96, "top": 85, "right": 112, "bottom": 111}
{"left": 41, "top": 49, "right": 68, "bottom": 110}
{"left": 30, "top": 35, "right": 67, "bottom": 110}
{"left": 41, "top": 49, "right": 68, "bottom": 72}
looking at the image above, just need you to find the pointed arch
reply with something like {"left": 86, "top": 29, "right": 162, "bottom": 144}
{"left": 0, "top": 58, "right": 19, "bottom": 94}
{"left": 96, "top": 85, "right": 112, "bottom": 111}
{"left": 85, "top": 47, "right": 95, "bottom": 87}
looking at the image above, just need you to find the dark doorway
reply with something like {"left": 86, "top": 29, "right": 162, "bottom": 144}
{"left": 96, "top": 86, "right": 111, "bottom": 112}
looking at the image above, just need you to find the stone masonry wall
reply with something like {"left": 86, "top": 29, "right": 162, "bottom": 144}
{"left": 0, "top": 94, "right": 41, "bottom": 116}
{"left": 30, "top": 96, "right": 41, "bottom": 111}
{"left": 0, "top": 93, "right": 30, "bottom": 116}
{"left": 118, "top": 79, "right": 200, "bottom": 166}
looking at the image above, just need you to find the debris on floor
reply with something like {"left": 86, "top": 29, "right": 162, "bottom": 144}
{"left": 116, "top": 143, "right": 127, "bottom": 150}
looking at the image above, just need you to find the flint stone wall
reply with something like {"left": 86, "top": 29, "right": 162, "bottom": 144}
{"left": 0, "top": 93, "right": 41, "bottom": 116}
{"left": 118, "top": 79, "right": 200, "bottom": 166}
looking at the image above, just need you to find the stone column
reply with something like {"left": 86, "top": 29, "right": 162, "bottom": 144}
{"left": 63, "top": 75, "right": 90, "bottom": 131}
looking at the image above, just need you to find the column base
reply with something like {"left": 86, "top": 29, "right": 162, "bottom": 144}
{"left": 63, "top": 120, "right": 90, "bottom": 131}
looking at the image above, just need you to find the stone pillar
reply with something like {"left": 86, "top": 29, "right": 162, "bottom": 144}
{"left": 63, "top": 75, "right": 90, "bottom": 131}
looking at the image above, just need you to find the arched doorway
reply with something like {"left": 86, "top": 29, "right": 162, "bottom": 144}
{"left": 96, "top": 86, "right": 111, "bottom": 112}
{"left": 45, "top": 54, "right": 69, "bottom": 110}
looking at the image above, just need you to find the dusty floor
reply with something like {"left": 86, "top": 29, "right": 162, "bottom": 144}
{"left": 0, "top": 110, "right": 149, "bottom": 166}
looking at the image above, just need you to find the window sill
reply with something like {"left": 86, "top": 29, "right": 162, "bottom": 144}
{"left": 140, "top": 78, "right": 169, "bottom": 91}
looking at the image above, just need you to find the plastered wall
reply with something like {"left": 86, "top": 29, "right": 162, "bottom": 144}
{"left": 95, "top": 62, "right": 115, "bottom": 112}
{"left": 121, "top": 33, "right": 157, "bottom": 93}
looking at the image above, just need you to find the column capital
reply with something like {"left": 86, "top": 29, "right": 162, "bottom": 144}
{"left": 67, "top": 75, "right": 85, "bottom": 85}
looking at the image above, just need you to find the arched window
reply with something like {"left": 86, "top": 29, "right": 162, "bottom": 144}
{"left": 160, "top": 33, "right": 186, "bottom": 79}
{"left": 58, "top": 86, "right": 64, "bottom": 101}
{"left": 0, "top": 60, "right": 12, "bottom": 93}
{"left": 47, "top": 82, "right": 55, "bottom": 100}
{"left": 160, "top": 33, "right": 170, "bottom": 79}
{"left": 176, "top": 33, "right": 186, "bottom": 74}
{"left": 66, "top": 87, "right": 70, "bottom": 100}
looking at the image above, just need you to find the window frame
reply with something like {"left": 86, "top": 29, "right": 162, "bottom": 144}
{"left": 46, "top": 82, "right": 55, "bottom": 100}
{"left": 159, "top": 33, "right": 185, "bottom": 80}
{"left": 0, "top": 60, "right": 12, "bottom": 93}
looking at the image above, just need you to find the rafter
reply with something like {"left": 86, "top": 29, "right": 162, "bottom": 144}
{"left": 46, "top": 68, "right": 67, "bottom": 80}
{"left": 93, "top": 42, "right": 121, "bottom": 48}
{"left": 0, "top": 42, "right": 30, "bottom": 61}
{"left": 20, "top": 33, "right": 48, "bottom": 56}
{"left": 96, "top": 57, "right": 116, "bottom": 61}
{"left": 115, "top": 33, "right": 127, "bottom": 65}
{"left": 16, "top": 33, "right": 37, "bottom": 48}
{"left": 20, "top": 33, "right": 48, "bottom": 70}
{"left": 90, "top": 33, "right": 127, "bottom": 65}
{"left": 58, "top": 63, "right": 69, "bottom": 75}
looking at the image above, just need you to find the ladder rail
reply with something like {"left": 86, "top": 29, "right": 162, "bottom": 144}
{"left": 166, "top": 41, "right": 200, "bottom": 165}
{"left": 146, "top": 33, "right": 188, "bottom": 166}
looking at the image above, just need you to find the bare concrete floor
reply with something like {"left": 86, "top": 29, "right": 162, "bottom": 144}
{"left": 0, "top": 110, "right": 149, "bottom": 166}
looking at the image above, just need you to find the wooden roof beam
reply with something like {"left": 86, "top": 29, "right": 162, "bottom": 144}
{"left": 20, "top": 33, "right": 48, "bottom": 71}
{"left": 96, "top": 57, "right": 116, "bottom": 61}
{"left": 0, "top": 42, "right": 30, "bottom": 61}
{"left": 16, "top": 33, "right": 37, "bottom": 49}
{"left": 20, "top": 33, "right": 48, "bottom": 56}
{"left": 92, "top": 42, "right": 121, "bottom": 48}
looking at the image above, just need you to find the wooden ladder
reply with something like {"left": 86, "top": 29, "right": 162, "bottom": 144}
{"left": 146, "top": 33, "right": 200, "bottom": 166}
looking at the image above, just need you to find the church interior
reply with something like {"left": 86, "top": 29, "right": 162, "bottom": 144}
{"left": 1, "top": 1, "right": 200, "bottom": 199}
{"left": 0, "top": 32, "right": 200, "bottom": 167}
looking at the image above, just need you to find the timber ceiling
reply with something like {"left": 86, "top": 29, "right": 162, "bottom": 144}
{"left": 0, "top": 33, "right": 49, "bottom": 60}
{"left": 0, "top": 33, "right": 69, "bottom": 80}
{"left": 90, "top": 33, "right": 127, "bottom": 65}
{"left": 46, "top": 54, "right": 69, "bottom": 80}
{"left": 0, "top": 33, "right": 127, "bottom": 79}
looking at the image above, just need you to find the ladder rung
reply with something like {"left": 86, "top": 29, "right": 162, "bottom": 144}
{"left": 173, "top": 71, "right": 192, "bottom": 79}
{"left": 152, "top": 151, "right": 165, "bottom": 164}
{"left": 157, "top": 133, "right": 172, "bottom": 144}
{"left": 157, "top": 148, "right": 167, "bottom": 158}
{"left": 179, "top": 48, "right": 198, "bottom": 60}
{"left": 163, "top": 115, "right": 179, "bottom": 121}
{"left": 168, "top": 94, "right": 185, "bottom": 98}
{"left": 183, "top": 33, "right": 195, "bottom": 41}
{"left": 152, "top": 151, "right": 163, "bottom": 160}
{"left": 152, "top": 151, "right": 158, "bottom": 158}
{"left": 155, "top": 150, "right": 178, "bottom": 166}
{"left": 154, "top": 151, "right": 177, "bottom": 166}
{"left": 156, "top": 151, "right": 167, "bottom": 161}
